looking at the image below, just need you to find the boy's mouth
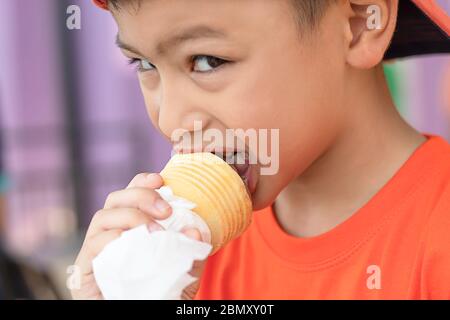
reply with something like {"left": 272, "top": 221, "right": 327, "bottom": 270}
{"left": 211, "top": 150, "right": 257, "bottom": 196}
{"left": 174, "top": 147, "right": 258, "bottom": 197}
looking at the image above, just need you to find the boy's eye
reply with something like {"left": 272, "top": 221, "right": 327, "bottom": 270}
{"left": 128, "top": 58, "right": 155, "bottom": 72}
{"left": 192, "top": 55, "right": 228, "bottom": 73}
{"left": 128, "top": 55, "right": 228, "bottom": 73}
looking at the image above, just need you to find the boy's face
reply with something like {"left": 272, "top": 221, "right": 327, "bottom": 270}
{"left": 113, "top": 0, "right": 346, "bottom": 210}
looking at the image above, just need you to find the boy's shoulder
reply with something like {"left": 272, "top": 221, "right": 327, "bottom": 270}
{"left": 413, "top": 135, "right": 450, "bottom": 198}
{"left": 422, "top": 135, "right": 450, "bottom": 210}
{"left": 420, "top": 179, "right": 450, "bottom": 299}
{"left": 403, "top": 134, "right": 450, "bottom": 239}
{"left": 413, "top": 135, "right": 450, "bottom": 298}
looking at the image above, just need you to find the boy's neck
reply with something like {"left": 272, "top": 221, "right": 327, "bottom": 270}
{"left": 274, "top": 65, "right": 426, "bottom": 238}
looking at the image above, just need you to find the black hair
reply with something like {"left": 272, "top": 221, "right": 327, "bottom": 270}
{"left": 107, "top": 0, "right": 333, "bottom": 29}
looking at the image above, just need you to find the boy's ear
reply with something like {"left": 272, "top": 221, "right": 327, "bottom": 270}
{"left": 345, "top": 0, "right": 398, "bottom": 69}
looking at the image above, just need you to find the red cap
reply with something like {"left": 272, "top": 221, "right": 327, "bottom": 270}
{"left": 412, "top": 0, "right": 449, "bottom": 35}
{"left": 93, "top": 0, "right": 449, "bottom": 58}
{"left": 93, "top": 0, "right": 108, "bottom": 10}
{"left": 386, "top": 0, "right": 449, "bottom": 58}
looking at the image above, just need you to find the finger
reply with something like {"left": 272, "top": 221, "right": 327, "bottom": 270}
{"left": 183, "top": 259, "right": 207, "bottom": 300}
{"left": 76, "top": 229, "right": 123, "bottom": 275}
{"left": 71, "top": 273, "right": 103, "bottom": 300}
{"left": 126, "top": 173, "right": 164, "bottom": 189}
{"left": 189, "top": 259, "right": 206, "bottom": 278}
{"left": 104, "top": 187, "right": 172, "bottom": 219}
{"left": 86, "top": 208, "right": 163, "bottom": 239}
{"left": 182, "top": 228, "right": 202, "bottom": 242}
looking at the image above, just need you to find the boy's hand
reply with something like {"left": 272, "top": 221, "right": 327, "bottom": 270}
{"left": 71, "top": 173, "right": 206, "bottom": 300}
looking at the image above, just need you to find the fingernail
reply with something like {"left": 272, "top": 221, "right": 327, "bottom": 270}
{"left": 155, "top": 198, "right": 171, "bottom": 214}
{"left": 147, "top": 222, "right": 163, "bottom": 233}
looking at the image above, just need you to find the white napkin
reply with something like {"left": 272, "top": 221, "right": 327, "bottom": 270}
{"left": 92, "top": 186, "right": 213, "bottom": 300}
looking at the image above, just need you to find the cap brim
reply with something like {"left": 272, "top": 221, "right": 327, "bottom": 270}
{"left": 93, "top": 0, "right": 108, "bottom": 10}
{"left": 385, "top": 0, "right": 450, "bottom": 59}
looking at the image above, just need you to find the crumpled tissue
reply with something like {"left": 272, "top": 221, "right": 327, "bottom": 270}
{"left": 92, "top": 186, "right": 213, "bottom": 300}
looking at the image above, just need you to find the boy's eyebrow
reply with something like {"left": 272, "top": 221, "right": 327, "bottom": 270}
{"left": 115, "top": 25, "right": 227, "bottom": 57}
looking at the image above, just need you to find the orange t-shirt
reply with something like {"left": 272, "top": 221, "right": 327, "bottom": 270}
{"left": 195, "top": 134, "right": 450, "bottom": 300}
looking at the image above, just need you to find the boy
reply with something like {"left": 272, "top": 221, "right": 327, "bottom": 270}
{"left": 72, "top": 0, "right": 450, "bottom": 299}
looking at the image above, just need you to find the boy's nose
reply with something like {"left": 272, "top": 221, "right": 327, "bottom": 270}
{"left": 156, "top": 85, "right": 211, "bottom": 141}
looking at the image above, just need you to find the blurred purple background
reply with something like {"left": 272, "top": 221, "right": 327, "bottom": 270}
{"left": 0, "top": 0, "right": 173, "bottom": 254}
{"left": 0, "top": 0, "right": 448, "bottom": 298}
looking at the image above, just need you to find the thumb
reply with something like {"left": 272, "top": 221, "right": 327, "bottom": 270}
{"left": 182, "top": 228, "right": 202, "bottom": 241}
